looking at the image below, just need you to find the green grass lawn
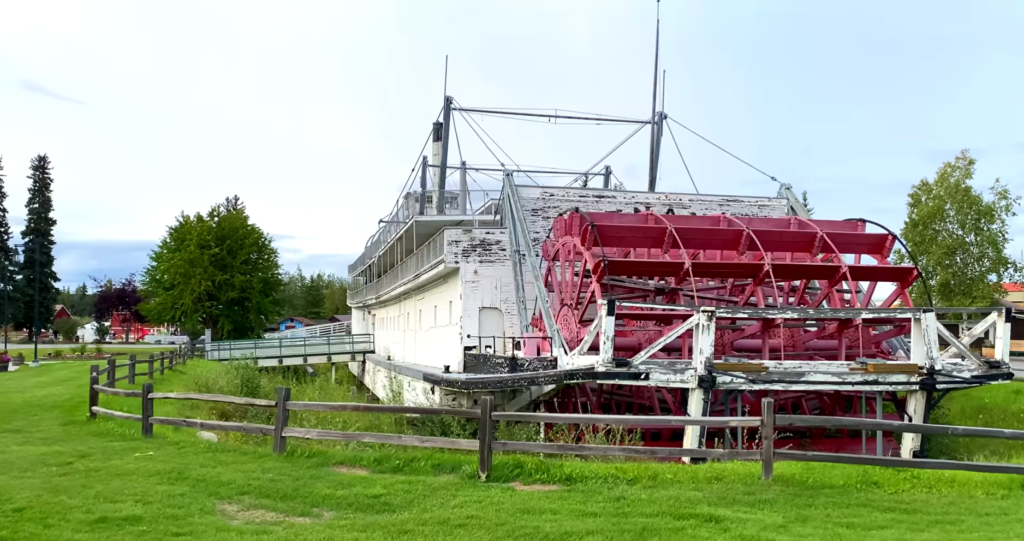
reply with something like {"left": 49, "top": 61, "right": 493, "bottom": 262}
{"left": 3, "top": 362, "right": 1024, "bottom": 540}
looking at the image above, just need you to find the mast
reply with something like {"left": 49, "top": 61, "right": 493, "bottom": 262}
{"left": 647, "top": 0, "right": 662, "bottom": 192}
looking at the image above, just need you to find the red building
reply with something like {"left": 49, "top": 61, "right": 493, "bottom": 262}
{"left": 53, "top": 304, "right": 72, "bottom": 323}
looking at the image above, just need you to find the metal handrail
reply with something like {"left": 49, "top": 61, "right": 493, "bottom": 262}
{"left": 266, "top": 321, "right": 351, "bottom": 339}
{"left": 205, "top": 334, "right": 375, "bottom": 361}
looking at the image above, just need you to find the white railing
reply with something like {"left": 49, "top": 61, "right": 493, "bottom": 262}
{"left": 348, "top": 229, "right": 448, "bottom": 305}
{"left": 265, "top": 321, "right": 351, "bottom": 339}
{"left": 206, "top": 334, "right": 374, "bottom": 361}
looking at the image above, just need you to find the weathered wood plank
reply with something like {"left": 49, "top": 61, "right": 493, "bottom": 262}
{"left": 282, "top": 427, "right": 480, "bottom": 451}
{"left": 91, "top": 406, "right": 143, "bottom": 422}
{"left": 88, "top": 366, "right": 99, "bottom": 419}
{"left": 761, "top": 397, "right": 775, "bottom": 481}
{"left": 776, "top": 415, "right": 1024, "bottom": 440}
{"left": 149, "top": 392, "right": 277, "bottom": 408}
{"left": 492, "top": 440, "right": 759, "bottom": 461}
{"left": 478, "top": 396, "right": 494, "bottom": 480}
{"left": 114, "top": 374, "right": 132, "bottom": 383}
{"left": 775, "top": 450, "right": 1024, "bottom": 475}
{"left": 273, "top": 387, "right": 291, "bottom": 454}
{"left": 115, "top": 362, "right": 133, "bottom": 369}
{"left": 141, "top": 382, "right": 153, "bottom": 438}
{"left": 491, "top": 412, "right": 760, "bottom": 428}
{"left": 96, "top": 366, "right": 110, "bottom": 376}
{"left": 149, "top": 416, "right": 275, "bottom": 436}
{"left": 93, "top": 385, "right": 142, "bottom": 398}
{"left": 285, "top": 401, "right": 482, "bottom": 418}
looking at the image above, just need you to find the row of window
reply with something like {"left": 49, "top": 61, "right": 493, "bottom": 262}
{"left": 379, "top": 300, "right": 454, "bottom": 332}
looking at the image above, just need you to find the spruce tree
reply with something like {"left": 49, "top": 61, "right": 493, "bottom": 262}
{"left": 0, "top": 156, "right": 17, "bottom": 334}
{"left": 15, "top": 154, "right": 60, "bottom": 338}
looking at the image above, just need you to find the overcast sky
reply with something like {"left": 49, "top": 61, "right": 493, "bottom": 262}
{"left": 1, "top": 0, "right": 1022, "bottom": 287}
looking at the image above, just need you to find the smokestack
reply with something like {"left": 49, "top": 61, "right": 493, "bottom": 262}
{"left": 431, "top": 121, "right": 443, "bottom": 189}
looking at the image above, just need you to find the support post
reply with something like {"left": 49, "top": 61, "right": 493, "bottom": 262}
{"left": 761, "top": 397, "right": 774, "bottom": 481}
{"left": 901, "top": 390, "right": 928, "bottom": 459}
{"left": 159, "top": 353, "right": 165, "bottom": 376}
{"left": 88, "top": 365, "right": 99, "bottom": 418}
{"left": 602, "top": 165, "right": 612, "bottom": 189}
{"left": 331, "top": 363, "right": 336, "bottom": 384}
{"left": 127, "top": 354, "right": 136, "bottom": 385}
{"left": 141, "top": 382, "right": 153, "bottom": 437}
{"left": 597, "top": 300, "right": 617, "bottom": 370}
{"left": 911, "top": 309, "right": 942, "bottom": 371}
{"left": 683, "top": 307, "right": 717, "bottom": 462}
{"left": 995, "top": 306, "right": 1012, "bottom": 363}
{"left": 419, "top": 155, "right": 428, "bottom": 215}
{"left": 458, "top": 160, "right": 468, "bottom": 213}
{"left": 169, "top": 352, "right": 175, "bottom": 370}
{"left": 106, "top": 357, "right": 116, "bottom": 388}
{"left": 478, "top": 395, "right": 494, "bottom": 480}
{"left": 273, "top": 386, "right": 291, "bottom": 454}
{"left": 147, "top": 354, "right": 155, "bottom": 379}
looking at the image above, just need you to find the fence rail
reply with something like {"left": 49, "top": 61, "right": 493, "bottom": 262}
{"left": 85, "top": 371, "right": 1024, "bottom": 481}
{"left": 205, "top": 334, "right": 374, "bottom": 362}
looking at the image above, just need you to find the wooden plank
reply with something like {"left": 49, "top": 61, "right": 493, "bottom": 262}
{"left": 776, "top": 450, "right": 1024, "bottom": 476}
{"left": 478, "top": 396, "right": 494, "bottom": 480}
{"left": 141, "top": 382, "right": 153, "bottom": 438}
{"left": 714, "top": 362, "right": 767, "bottom": 373}
{"left": 115, "top": 362, "right": 133, "bottom": 369}
{"left": 864, "top": 362, "right": 919, "bottom": 373}
{"left": 285, "top": 401, "right": 481, "bottom": 418}
{"left": 491, "top": 412, "right": 760, "bottom": 428}
{"left": 88, "top": 366, "right": 99, "bottom": 419}
{"left": 127, "top": 355, "right": 136, "bottom": 385}
{"left": 149, "top": 392, "right": 277, "bottom": 408}
{"left": 114, "top": 374, "right": 132, "bottom": 383}
{"left": 96, "top": 366, "right": 110, "bottom": 376}
{"left": 776, "top": 415, "right": 1024, "bottom": 440}
{"left": 149, "top": 416, "right": 275, "bottom": 436}
{"left": 91, "top": 406, "right": 143, "bottom": 422}
{"left": 761, "top": 397, "right": 774, "bottom": 481}
{"left": 93, "top": 385, "right": 142, "bottom": 398}
{"left": 492, "top": 440, "right": 759, "bottom": 461}
{"left": 273, "top": 387, "right": 291, "bottom": 454}
{"left": 282, "top": 427, "right": 480, "bottom": 451}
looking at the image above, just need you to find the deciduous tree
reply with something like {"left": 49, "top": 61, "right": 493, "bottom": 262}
{"left": 893, "top": 149, "right": 1022, "bottom": 307}
{"left": 92, "top": 274, "right": 145, "bottom": 342}
{"left": 141, "top": 198, "right": 283, "bottom": 340}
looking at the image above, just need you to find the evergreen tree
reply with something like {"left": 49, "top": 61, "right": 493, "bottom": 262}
{"left": 15, "top": 154, "right": 60, "bottom": 338}
{"left": 0, "top": 156, "right": 17, "bottom": 332}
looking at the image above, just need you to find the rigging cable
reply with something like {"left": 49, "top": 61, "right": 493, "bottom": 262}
{"left": 664, "top": 120, "right": 699, "bottom": 194}
{"left": 453, "top": 98, "right": 541, "bottom": 186}
{"left": 665, "top": 115, "right": 779, "bottom": 184}
{"left": 566, "top": 116, "right": 652, "bottom": 187}
{"left": 843, "top": 218, "right": 934, "bottom": 308}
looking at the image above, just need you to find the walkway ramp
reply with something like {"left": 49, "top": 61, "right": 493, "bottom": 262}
{"left": 206, "top": 334, "right": 374, "bottom": 367}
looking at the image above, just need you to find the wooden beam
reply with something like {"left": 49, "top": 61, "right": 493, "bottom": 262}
{"left": 492, "top": 440, "right": 758, "bottom": 460}
{"left": 286, "top": 401, "right": 481, "bottom": 418}
{"left": 150, "top": 392, "right": 276, "bottom": 408}
{"left": 491, "top": 412, "right": 759, "bottom": 428}
{"left": 150, "top": 416, "right": 275, "bottom": 436}
{"left": 776, "top": 450, "right": 1024, "bottom": 476}
{"left": 282, "top": 427, "right": 479, "bottom": 451}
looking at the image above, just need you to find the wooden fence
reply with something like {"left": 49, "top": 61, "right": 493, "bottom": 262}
{"left": 87, "top": 371, "right": 1024, "bottom": 480}
{"left": 88, "top": 346, "right": 197, "bottom": 425}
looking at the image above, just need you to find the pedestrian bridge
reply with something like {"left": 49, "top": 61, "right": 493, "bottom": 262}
{"left": 206, "top": 334, "right": 374, "bottom": 367}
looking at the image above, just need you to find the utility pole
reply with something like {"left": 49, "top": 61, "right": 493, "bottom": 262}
{"left": 30, "top": 240, "right": 40, "bottom": 368}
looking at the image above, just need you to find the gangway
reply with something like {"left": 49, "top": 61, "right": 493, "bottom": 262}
{"left": 206, "top": 334, "right": 374, "bottom": 367}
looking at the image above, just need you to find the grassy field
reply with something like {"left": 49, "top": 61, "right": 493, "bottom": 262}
{"left": 3, "top": 362, "right": 1024, "bottom": 540}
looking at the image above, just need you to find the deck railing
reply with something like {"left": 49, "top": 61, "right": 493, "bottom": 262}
{"left": 205, "top": 334, "right": 374, "bottom": 361}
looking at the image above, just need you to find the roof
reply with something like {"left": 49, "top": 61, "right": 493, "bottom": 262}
{"left": 1005, "top": 283, "right": 1024, "bottom": 292}
{"left": 54, "top": 304, "right": 69, "bottom": 313}
{"left": 329, "top": 315, "right": 352, "bottom": 323}
{"left": 279, "top": 316, "right": 320, "bottom": 326}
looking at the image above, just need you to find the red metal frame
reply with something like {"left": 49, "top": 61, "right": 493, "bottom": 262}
{"left": 533, "top": 211, "right": 917, "bottom": 453}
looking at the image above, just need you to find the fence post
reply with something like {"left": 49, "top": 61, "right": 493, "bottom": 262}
{"left": 761, "top": 397, "right": 775, "bottom": 481}
{"left": 478, "top": 395, "right": 494, "bottom": 480}
{"left": 106, "top": 356, "right": 116, "bottom": 388}
{"left": 128, "top": 354, "right": 136, "bottom": 385}
{"left": 88, "top": 365, "right": 99, "bottom": 419}
{"left": 159, "top": 353, "right": 165, "bottom": 376}
{"left": 141, "top": 382, "right": 153, "bottom": 437}
{"left": 148, "top": 354, "right": 155, "bottom": 379}
{"left": 273, "top": 386, "right": 291, "bottom": 454}
{"left": 169, "top": 352, "right": 175, "bottom": 371}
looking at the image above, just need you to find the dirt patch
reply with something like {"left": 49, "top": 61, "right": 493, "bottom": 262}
{"left": 332, "top": 465, "right": 371, "bottom": 475}
{"left": 217, "top": 502, "right": 334, "bottom": 525}
{"left": 509, "top": 482, "right": 561, "bottom": 492}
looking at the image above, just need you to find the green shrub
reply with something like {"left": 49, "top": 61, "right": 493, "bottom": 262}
{"left": 74, "top": 343, "right": 88, "bottom": 355}
{"left": 52, "top": 318, "right": 79, "bottom": 342}
{"left": 92, "top": 344, "right": 104, "bottom": 355}
{"left": 53, "top": 349, "right": 64, "bottom": 358}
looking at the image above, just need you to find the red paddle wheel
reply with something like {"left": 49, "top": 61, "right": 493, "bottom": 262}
{"left": 533, "top": 210, "right": 919, "bottom": 453}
